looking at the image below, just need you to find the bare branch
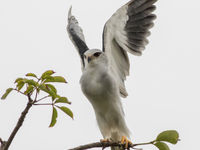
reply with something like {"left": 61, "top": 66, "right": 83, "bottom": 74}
{"left": 3, "top": 96, "right": 33, "bottom": 150}
{"left": 0, "top": 138, "right": 5, "bottom": 150}
{"left": 69, "top": 141, "right": 122, "bottom": 150}
{"left": 69, "top": 141, "right": 155, "bottom": 150}
{"left": 33, "top": 103, "right": 53, "bottom": 106}
{"left": 35, "top": 95, "right": 50, "bottom": 103}
{"left": 13, "top": 89, "right": 26, "bottom": 96}
{"left": 0, "top": 138, "right": 6, "bottom": 150}
{"left": 0, "top": 138, "right": 3, "bottom": 144}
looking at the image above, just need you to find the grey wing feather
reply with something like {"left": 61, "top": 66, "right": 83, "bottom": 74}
{"left": 103, "top": 0, "right": 157, "bottom": 98}
{"left": 67, "top": 7, "right": 89, "bottom": 69}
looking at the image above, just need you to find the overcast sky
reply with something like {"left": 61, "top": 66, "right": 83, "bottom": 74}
{"left": 0, "top": 0, "right": 200, "bottom": 150}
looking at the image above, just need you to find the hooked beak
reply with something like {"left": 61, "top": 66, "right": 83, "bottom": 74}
{"left": 88, "top": 57, "right": 92, "bottom": 63}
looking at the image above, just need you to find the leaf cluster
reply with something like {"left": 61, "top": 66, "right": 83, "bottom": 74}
{"left": 153, "top": 130, "right": 179, "bottom": 150}
{"left": 1, "top": 70, "right": 73, "bottom": 127}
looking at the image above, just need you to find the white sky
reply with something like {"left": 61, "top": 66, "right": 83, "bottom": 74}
{"left": 0, "top": 0, "right": 200, "bottom": 150}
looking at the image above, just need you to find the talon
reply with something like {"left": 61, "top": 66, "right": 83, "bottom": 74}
{"left": 121, "top": 136, "right": 133, "bottom": 149}
{"left": 100, "top": 138, "right": 111, "bottom": 150}
{"left": 100, "top": 138, "right": 111, "bottom": 143}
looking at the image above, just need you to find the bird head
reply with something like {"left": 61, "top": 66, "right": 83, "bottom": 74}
{"left": 83, "top": 49, "right": 107, "bottom": 67}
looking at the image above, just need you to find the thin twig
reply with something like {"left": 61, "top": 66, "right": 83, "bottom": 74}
{"left": 34, "top": 89, "right": 38, "bottom": 101}
{"left": 33, "top": 78, "right": 41, "bottom": 102}
{"left": 35, "top": 95, "right": 50, "bottom": 103}
{"left": 133, "top": 141, "right": 155, "bottom": 147}
{"left": 13, "top": 89, "right": 26, "bottom": 96}
{"left": 3, "top": 96, "right": 33, "bottom": 150}
{"left": 33, "top": 103, "right": 53, "bottom": 106}
{"left": 69, "top": 141, "right": 155, "bottom": 150}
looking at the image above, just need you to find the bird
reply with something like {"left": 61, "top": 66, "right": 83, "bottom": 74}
{"left": 67, "top": 0, "right": 157, "bottom": 149}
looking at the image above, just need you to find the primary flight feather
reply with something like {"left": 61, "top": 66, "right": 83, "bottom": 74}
{"left": 67, "top": 0, "right": 157, "bottom": 149}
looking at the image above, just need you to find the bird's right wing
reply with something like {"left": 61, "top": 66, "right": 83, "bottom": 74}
{"left": 103, "top": 0, "right": 157, "bottom": 98}
{"left": 67, "top": 7, "right": 89, "bottom": 69}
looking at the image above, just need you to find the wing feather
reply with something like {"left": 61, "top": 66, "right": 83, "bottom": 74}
{"left": 103, "top": 0, "right": 157, "bottom": 98}
{"left": 67, "top": 7, "right": 89, "bottom": 69}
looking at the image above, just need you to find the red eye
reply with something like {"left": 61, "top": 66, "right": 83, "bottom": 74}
{"left": 93, "top": 52, "right": 101, "bottom": 57}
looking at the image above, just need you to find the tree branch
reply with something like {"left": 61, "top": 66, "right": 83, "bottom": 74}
{"left": 0, "top": 138, "right": 6, "bottom": 150}
{"left": 2, "top": 96, "right": 33, "bottom": 150}
{"left": 13, "top": 89, "right": 27, "bottom": 96}
{"left": 0, "top": 138, "right": 3, "bottom": 144}
{"left": 35, "top": 95, "right": 50, "bottom": 103}
{"left": 69, "top": 141, "right": 155, "bottom": 150}
{"left": 33, "top": 103, "right": 53, "bottom": 106}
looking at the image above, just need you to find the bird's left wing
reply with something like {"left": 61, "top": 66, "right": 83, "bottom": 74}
{"left": 103, "top": 0, "right": 157, "bottom": 98}
{"left": 67, "top": 7, "right": 89, "bottom": 70}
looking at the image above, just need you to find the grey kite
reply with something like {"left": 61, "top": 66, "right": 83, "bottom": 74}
{"left": 67, "top": 0, "right": 157, "bottom": 149}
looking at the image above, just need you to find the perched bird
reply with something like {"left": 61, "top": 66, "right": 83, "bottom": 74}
{"left": 67, "top": 0, "right": 157, "bottom": 149}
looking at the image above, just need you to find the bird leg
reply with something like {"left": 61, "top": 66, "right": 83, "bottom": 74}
{"left": 100, "top": 138, "right": 112, "bottom": 150}
{"left": 100, "top": 138, "right": 111, "bottom": 143}
{"left": 121, "top": 136, "right": 133, "bottom": 149}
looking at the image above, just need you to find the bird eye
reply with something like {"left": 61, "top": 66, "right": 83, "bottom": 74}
{"left": 93, "top": 52, "right": 101, "bottom": 57}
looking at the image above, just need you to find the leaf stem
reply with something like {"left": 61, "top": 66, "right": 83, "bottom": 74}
{"left": 34, "top": 90, "right": 38, "bottom": 101}
{"left": 13, "top": 89, "right": 26, "bottom": 96}
{"left": 133, "top": 140, "right": 156, "bottom": 146}
{"left": 33, "top": 78, "right": 41, "bottom": 102}
{"left": 35, "top": 95, "right": 50, "bottom": 103}
{"left": 33, "top": 103, "right": 53, "bottom": 106}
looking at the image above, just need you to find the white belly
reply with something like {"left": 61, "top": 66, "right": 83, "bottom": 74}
{"left": 80, "top": 67, "right": 130, "bottom": 141}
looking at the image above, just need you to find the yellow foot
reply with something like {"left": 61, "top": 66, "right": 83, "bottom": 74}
{"left": 121, "top": 136, "right": 133, "bottom": 149}
{"left": 100, "top": 138, "right": 111, "bottom": 143}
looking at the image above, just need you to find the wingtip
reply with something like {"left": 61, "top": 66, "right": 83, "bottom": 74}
{"left": 68, "top": 6, "right": 73, "bottom": 19}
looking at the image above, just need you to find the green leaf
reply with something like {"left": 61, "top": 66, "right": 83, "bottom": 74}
{"left": 156, "top": 130, "right": 179, "bottom": 144}
{"left": 46, "top": 84, "right": 57, "bottom": 94}
{"left": 49, "top": 107, "right": 58, "bottom": 127}
{"left": 26, "top": 73, "right": 38, "bottom": 78}
{"left": 25, "top": 79, "right": 38, "bottom": 87}
{"left": 44, "top": 76, "right": 67, "bottom": 83}
{"left": 17, "top": 81, "right": 25, "bottom": 90}
{"left": 38, "top": 84, "right": 48, "bottom": 92}
{"left": 38, "top": 84, "right": 57, "bottom": 100}
{"left": 1, "top": 88, "right": 13, "bottom": 100}
{"left": 57, "top": 106, "right": 73, "bottom": 119}
{"left": 43, "top": 75, "right": 54, "bottom": 80}
{"left": 14, "top": 78, "right": 24, "bottom": 83}
{"left": 154, "top": 142, "right": 170, "bottom": 150}
{"left": 24, "top": 85, "right": 34, "bottom": 95}
{"left": 55, "top": 97, "right": 71, "bottom": 104}
{"left": 41, "top": 70, "right": 55, "bottom": 80}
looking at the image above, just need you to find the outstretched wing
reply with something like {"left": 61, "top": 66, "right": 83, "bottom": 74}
{"left": 103, "top": 0, "right": 157, "bottom": 98}
{"left": 67, "top": 7, "right": 89, "bottom": 69}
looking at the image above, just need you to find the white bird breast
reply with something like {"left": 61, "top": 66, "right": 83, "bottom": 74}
{"left": 79, "top": 62, "right": 130, "bottom": 141}
{"left": 80, "top": 64, "right": 118, "bottom": 106}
